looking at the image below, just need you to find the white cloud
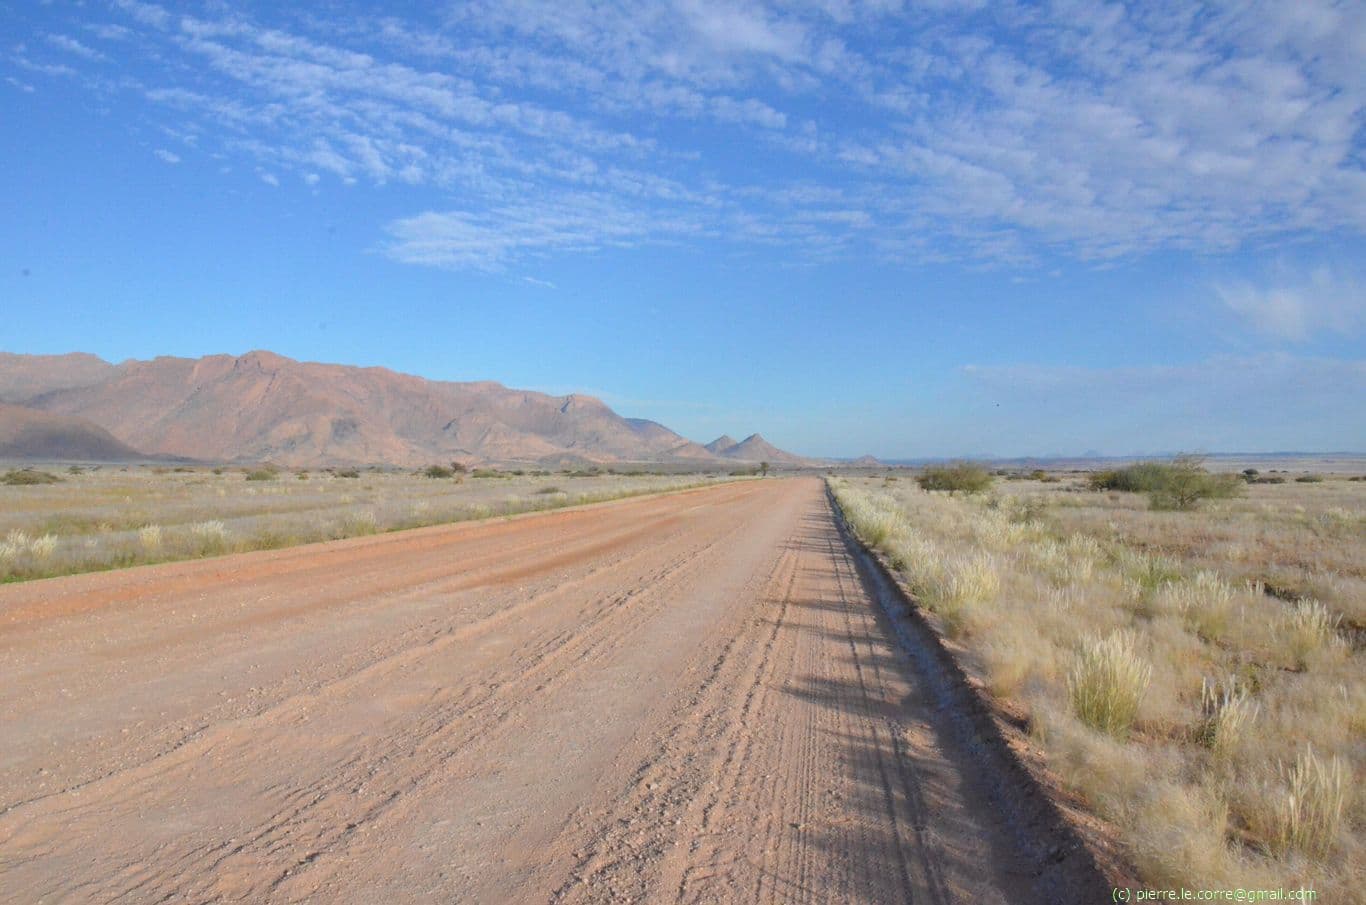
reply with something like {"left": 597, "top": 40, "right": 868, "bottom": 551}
{"left": 153, "top": 148, "right": 180, "bottom": 164}
{"left": 381, "top": 193, "right": 705, "bottom": 270}
{"left": 46, "top": 34, "right": 108, "bottom": 62}
{"left": 1217, "top": 268, "right": 1366, "bottom": 342}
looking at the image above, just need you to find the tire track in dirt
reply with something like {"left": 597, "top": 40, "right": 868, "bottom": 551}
{"left": 0, "top": 477, "right": 1096, "bottom": 904}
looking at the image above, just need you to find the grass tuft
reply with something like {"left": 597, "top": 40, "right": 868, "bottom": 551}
{"left": 1068, "top": 631, "right": 1152, "bottom": 739}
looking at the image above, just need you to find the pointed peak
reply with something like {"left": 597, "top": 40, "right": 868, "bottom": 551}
{"left": 705, "top": 434, "right": 739, "bottom": 453}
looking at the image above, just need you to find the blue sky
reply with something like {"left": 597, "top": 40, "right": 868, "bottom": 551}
{"left": 3, "top": 0, "right": 1364, "bottom": 457}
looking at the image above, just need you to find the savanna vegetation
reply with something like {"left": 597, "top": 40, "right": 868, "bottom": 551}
{"left": 0, "top": 465, "right": 738, "bottom": 583}
{"left": 831, "top": 466, "right": 1361, "bottom": 896}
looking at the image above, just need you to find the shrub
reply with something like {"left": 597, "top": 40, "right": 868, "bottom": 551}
{"left": 244, "top": 469, "right": 277, "bottom": 481}
{"left": 336, "top": 469, "right": 360, "bottom": 479}
{"left": 2, "top": 469, "right": 62, "bottom": 485}
{"left": 1294, "top": 475, "right": 1324, "bottom": 484}
{"left": 423, "top": 465, "right": 455, "bottom": 479}
{"left": 1089, "top": 457, "right": 1241, "bottom": 510}
{"left": 1068, "top": 631, "right": 1152, "bottom": 739}
{"left": 1255, "top": 476, "right": 1286, "bottom": 484}
{"left": 534, "top": 486, "right": 563, "bottom": 495}
{"left": 916, "top": 462, "right": 994, "bottom": 494}
{"left": 471, "top": 468, "right": 502, "bottom": 478}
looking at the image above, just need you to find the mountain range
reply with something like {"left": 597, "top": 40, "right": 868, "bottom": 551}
{"left": 0, "top": 351, "right": 813, "bottom": 468}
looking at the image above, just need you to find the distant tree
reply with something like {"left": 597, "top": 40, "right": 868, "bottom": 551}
{"left": 1090, "top": 455, "right": 1241, "bottom": 510}
{"left": 917, "top": 462, "right": 994, "bottom": 495}
{"left": 759, "top": 461, "right": 771, "bottom": 477}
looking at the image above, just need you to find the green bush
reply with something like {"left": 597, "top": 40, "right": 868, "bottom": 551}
{"left": 244, "top": 469, "right": 277, "bottom": 481}
{"left": 471, "top": 468, "right": 503, "bottom": 478}
{"left": 1088, "top": 457, "right": 1241, "bottom": 510}
{"left": 423, "top": 464, "right": 455, "bottom": 479}
{"left": 1, "top": 469, "right": 62, "bottom": 485}
{"left": 916, "top": 462, "right": 994, "bottom": 494}
{"left": 335, "top": 469, "right": 360, "bottom": 479}
{"left": 1294, "top": 475, "right": 1324, "bottom": 484}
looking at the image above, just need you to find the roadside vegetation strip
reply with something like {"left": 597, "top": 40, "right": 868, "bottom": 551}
{"left": 0, "top": 471, "right": 748, "bottom": 584}
{"left": 827, "top": 475, "right": 1360, "bottom": 899}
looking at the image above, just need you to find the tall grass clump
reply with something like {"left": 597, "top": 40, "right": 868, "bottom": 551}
{"left": 1282, "top": 600, "right": 1340, "bottom": 670}
{"left": 1269, "top": 747, "right": 1348, "bottom": 858}
{"left": 1068, "top": 631, "right": 1152, "bottom": 739}
{"left": 920, "top": 554, "right": 999, "bottom": 636}
{"left": 138, "top": 524, "right": 163, "bottom": 553}
{"left": 1198, "top": 678, "right": 1258, "bottom": 758}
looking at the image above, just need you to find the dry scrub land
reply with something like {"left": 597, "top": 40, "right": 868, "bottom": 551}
{"left": 831, "top": 471, "right": 1363, "bottom": 897}
{"left": 0, "top": 465, "right": 734, "bottom": 583}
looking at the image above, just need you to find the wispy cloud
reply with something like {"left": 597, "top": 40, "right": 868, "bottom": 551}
{"left": 8, "top": 1, "right": 1365, "bottom": 270}
{"left": 153, "top": 148, "right": 180, "bottom": 164}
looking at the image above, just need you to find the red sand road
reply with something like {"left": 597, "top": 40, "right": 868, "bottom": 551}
{"left": 0, "top": 478, "right": 1038, "bottom": 903}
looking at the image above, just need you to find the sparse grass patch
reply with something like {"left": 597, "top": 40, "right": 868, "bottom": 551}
{"left": 244, "top": 469, "right": 278, "bottom": 482}
{"left": 829, "top": 471, "right": 1363, "bottom": 895}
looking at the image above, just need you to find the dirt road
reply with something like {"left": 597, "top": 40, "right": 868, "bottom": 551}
{"left": 0, "top": 478, "right": 1053, "bottom": 903}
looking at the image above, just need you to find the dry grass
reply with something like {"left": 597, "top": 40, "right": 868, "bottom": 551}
{"left": 831, "top": 472, "right": 1363, "bottom": 896}
{"left": 0, "top": 465, "right": 738, "bottom": 583}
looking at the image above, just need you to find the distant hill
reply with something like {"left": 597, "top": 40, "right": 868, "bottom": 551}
{"left": 0, "top": 350, "right": 814, "bottom": 468}
{"left": 850, "top": 455, "right": 882, "bottom": 466}
{"left": 716, "top": 433, "right": 810, "bottom": 465}
{"left": 705, "top": 435, "right": 739, "bottom": 454}
{"left": 0, "top": 403, "right": 143, "bottom": 461}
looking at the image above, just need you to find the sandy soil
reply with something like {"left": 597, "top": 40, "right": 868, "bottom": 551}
{"left": 1, "top": 478, "right": 1057, "bottom": 903}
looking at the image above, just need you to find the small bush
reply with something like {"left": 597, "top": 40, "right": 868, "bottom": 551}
{"left": 245, "top": 469, "right": 277, "bottom": 482}
{"left": 1254, "top": 476, "right": 1286, "bottom": 484}
{"left": 471, "top": 469, "right": 503, "bottom": 478}
{"left": 336, "top": 469, "right": 360, "bottom": 479}
{"left": 1068, "top": 631, "right": 1152, "bottom": 739}
{"left": 534, "top": 486, "right": 563, "bottom": 495}
{"left": 1294, "top": 475, "right": 1324, "bottom": 484}
{"left": 916, "top": 462, "right": 994, "bottom": 494}
{"left": 2, "top": 469, "right": 62, "bottom": 485}
{"left": 423, "top": 465, "right": 455, "bottom": 479}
